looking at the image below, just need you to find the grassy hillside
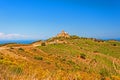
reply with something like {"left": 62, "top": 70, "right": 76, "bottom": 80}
{"left": 0, "top": 37, "right": 120, "bottom": 80}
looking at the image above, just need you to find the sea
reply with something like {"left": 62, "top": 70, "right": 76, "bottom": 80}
{"left": 0, "top": 40, "right": 37, "bottom": 44}
{"left": 0, "top": 39, "right": 119, "bottom": 44}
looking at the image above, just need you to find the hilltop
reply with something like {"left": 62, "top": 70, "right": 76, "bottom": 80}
{"left": 0, "top": 31, "right": 120, "bottom": 80}
{"left": 56, "top": 30, "right": 70, "bottom": 38}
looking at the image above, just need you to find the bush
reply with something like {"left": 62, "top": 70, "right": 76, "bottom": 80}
{"left": 112, "top": 44, "right": 117, "bottom": 46}
{"left": 41, "top": 42, "right": 46, "bottom": 46}
{"left": 10, "top": 47, "right": 14, "bottom": 49}
{"left": 70, "top": 35, "right": 80, "bottom": 39}
{"left": 34, "top": 56, "right": 43, "bottom": 60}
{"left": 93, "top": 50, "right": 99, "bottom": 53}
{"left": 60, "top": 58, "right": 66, "bottom": 62}
{"left": 80, "top": 53, "right": 86, "bottom": 59}
{"left": 18, "top": 48, "right": 24, "bottom": 51}
{"left": 46, "top": 61, "right": 51, "bottom": 64}
{"left": 99, "top": 68, "right": 110, "bottom": 77}
{"left": 0, "top": 55, "right": 3, "bottom": 60}
{"left": 67, "top": 60, "right": 75, "bottom": 65}
{"left": 10, "top": 66, "right": 23, "bottom": 74}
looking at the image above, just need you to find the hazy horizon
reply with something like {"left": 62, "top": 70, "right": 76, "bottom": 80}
{"left": 0, "top": 0, "right": 120, "bottom": 40}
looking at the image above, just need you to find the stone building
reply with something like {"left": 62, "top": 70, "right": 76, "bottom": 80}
{"left": 56, "top": 30, "right": 70, "bottom": 38}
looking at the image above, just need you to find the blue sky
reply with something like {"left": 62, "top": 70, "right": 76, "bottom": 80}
{"left": 0, "top": 0, "right": 120, "bottom": 40}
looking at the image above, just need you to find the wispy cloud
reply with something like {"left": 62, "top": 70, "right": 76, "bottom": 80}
{"left": 0, "top": 32, "right": 27, "bottom": 39}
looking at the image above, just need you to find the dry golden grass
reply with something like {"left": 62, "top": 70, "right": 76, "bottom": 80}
{"left": 0, "top": 37, "right": 120, "bottom": 80}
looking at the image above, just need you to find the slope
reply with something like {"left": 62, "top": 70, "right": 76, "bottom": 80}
{"left": 0, "top": 36, "right": 120, "bottom": 80}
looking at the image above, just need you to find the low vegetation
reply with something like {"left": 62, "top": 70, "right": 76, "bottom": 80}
{"left": 34, "top": 56, "right": 43, "bottom": 60}
{"left": 80, "top": 53, "right": 86, "bottom": 59}
{"left": 0, "top": 36, "right": 120, "bottom": 80}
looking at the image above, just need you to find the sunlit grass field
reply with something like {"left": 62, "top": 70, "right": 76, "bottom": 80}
{"left": 0, "top": 37, "right": 120, "bottom": 80}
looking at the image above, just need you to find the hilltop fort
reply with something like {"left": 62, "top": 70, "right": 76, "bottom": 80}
{"left": 56, "top": 30, "right": 70, "bottom": 38}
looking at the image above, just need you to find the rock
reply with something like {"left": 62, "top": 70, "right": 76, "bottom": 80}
{"left": 56, "top": 30, "right": 70, "bottom": 38}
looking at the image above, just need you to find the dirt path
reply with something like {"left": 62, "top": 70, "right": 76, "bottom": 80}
{"left": 0, "top": 45, "right": 34, "bottom": 50}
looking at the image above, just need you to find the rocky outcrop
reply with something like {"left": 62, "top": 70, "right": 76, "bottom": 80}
{"left": 56, "top": 30, "right": 70, "bottom": 38}
{"left": 32, "top": 31, "right": 70, "bottom": 46}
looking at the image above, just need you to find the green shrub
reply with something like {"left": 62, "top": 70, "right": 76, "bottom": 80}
{"left": 0, "top": 55, "right": 3, "bottom": 60}
{"left": 10, "top": 66, "right": 23, "bottom": 74}
{"left": 70, "top": 35, "right": 80, "bottom": 39}
{"left": 34, "top": 56, "right": 43, "bottom": 60}
{"left": 67, "top": 60, "right": 75, "bottom": 65}
{"left": 80, "top": 53, "right": 86, "bottom": 59}
{"left": 73, "top": 65, "right": 80, "bottom": 71}
{"left": 33, "top": 49, "right": 37, "bottom": 51}
{"left": 93, "top": 50, "right": 99, "bottom": 53}
{"left": 41, "top": 42, "right": 46, "bottom": 46}
{"left": 46, "top": 61, "right": 51, "bottom": 64}
{"left": 55, "top": 62, "right": 59, "bottom": 68}
{"left": 112, "top": 44, "right": 117, "bottom": 46}
{"left": 18, "top": 48, "right": 24, "bottom": 51}
{"left": 10, "top": 47, "right": 14, "bottom": 49}
{"left": 60, "top": 58, "right": 66, "bottom": 62}
{"left": 99, "top": 68, "right": 110, "bottom": 77}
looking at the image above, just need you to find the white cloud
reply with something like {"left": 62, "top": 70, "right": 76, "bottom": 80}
{"left": 0, "top": 32, "right": 27, "bottom": 39}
